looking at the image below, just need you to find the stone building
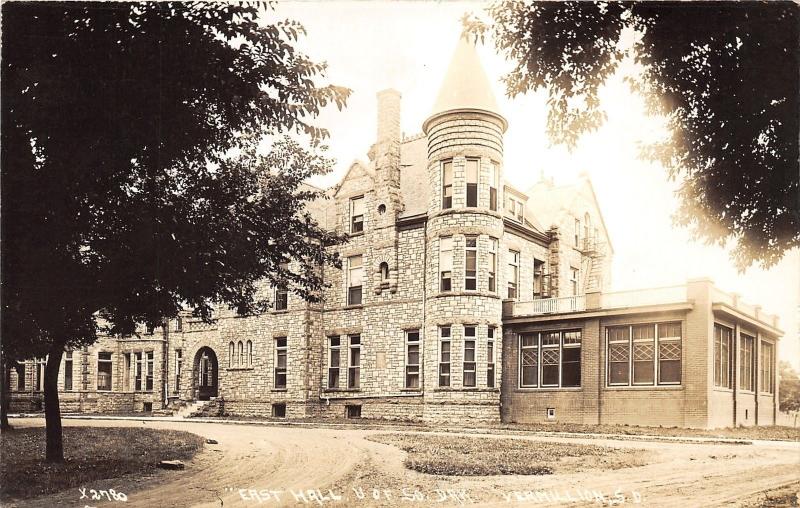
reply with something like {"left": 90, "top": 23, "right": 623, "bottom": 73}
{"left": 8, "top": 38, "right": 781, "bottom": 428}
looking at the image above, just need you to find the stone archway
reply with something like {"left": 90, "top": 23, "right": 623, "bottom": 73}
{"left": 194, "top": 347, "right": 218, "bottom": 401}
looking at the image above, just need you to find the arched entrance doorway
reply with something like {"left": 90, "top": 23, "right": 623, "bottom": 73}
{"left": 194, "top": 347, "right": 218, "bottom": 400}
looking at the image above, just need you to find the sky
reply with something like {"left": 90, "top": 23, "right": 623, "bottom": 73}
{"left": 272, "top": 1, "right": 799, "bottom": 369}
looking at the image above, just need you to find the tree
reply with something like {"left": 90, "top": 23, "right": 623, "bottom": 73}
{"left": 468, "top": 1, "right": 799, "bottom": 270}
{"left": 1, "top": 2, "right": 349, "bottom": 461}
{"left": 779, "top": 361, "right": 800, "bottom": 413}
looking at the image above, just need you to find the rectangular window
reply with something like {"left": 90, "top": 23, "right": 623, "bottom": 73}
{"left": 489, "top": 163, "right": 498, "bottom": 211}
{"left": 64, "top": 350, "right": 73, "bottom": 391}
{"left": 439, "top": 326, "right": 451, "bottom": 387}
{"left": 488, "top": 238, "right": 497, "bottom": 293}
{"left": 466, "top": 158, "right": 479, "bottom": 207}
{"left": 97, "top": 352, "right": 113, "bottom": 391}
{"left": 15, "top": 364, "right": 25, "bottom": 391}
{"left": 519, "top": 333, "right": 538, "bottom": 387}
{"left": 739, "top": 333, "right": 755, "bottom": 391}
{"left": 347, "top": 255, "right": 363, "bottom": 306}
{"left": 348, "top": 334, "right": 361, "bottom": 389}
{"left": 540, "top": 332, "right": 560, "bottom": 387}
{"left": 570, "top": 267, "right": 579, "bottom": 295}
{"left": 275, "top": 262, "right": 289, "bottom": 310}
{"left": 608, "top": 326, "right": 631, "bottom": 385}
{"left": 328, "top": 336, "right": 341, "bottom": 389}
{"left": 608, "top": 323, "right": 681, "bottom": 386}
{"left": 533, "top": 259, "right": 545, "bottom": 299}
{"left": 439, "top": 236, "right": 452, "bottom": 291}
{"left": 275, "top": 337, "right": 287, "bottom": 389}
{"left": 174, "top": 316, "right": 183, "bottom": 332}
{"left": 123, "top": 353, "right": 131, "bottom": 391}
{"left": 760, "top": 341, "right": 774, "bottom": 394}
{"left": 657, "top": 322, "right": 682, "bottom": 384}
{"left": 632, "top": 324, "right": 655, "bottom": 385}
{"left": 507, "top": 195, "right": 524, "bottom": 222}
{"left": 561, "top": 331, "right": 581, "bottom": 387}
{"left": 145, "top": 351, "right": 154, "bottom": 391}
{"left": 442, "top": 160, "right": 453, "bottom": 209}
{"left": 465, "top": 235, "right": 477, "bottom": 290}
{"left": 134, "top": 352, "right": 143, "bottom": 391}
{"left": 487, "top": 327, "right": 496, "bottom": 388}
{"left": 175, "top": 349, "right": 183, "bottom": 393}
{"left": 350, "top": 196, "right": 364, "bottom": 233}
{"left": 714, "top": 324, "right": 732, "bottom": 388}
{"left": 574, "top": 218, "right": 581, "bottom": 247}
{"left": 36, "top": 359, "right": 46, "bottom": 392}
{"left": 463, "top": 326, "right": 477, "bottom": 387}
{"left": 405, "top": 330, "right": 420, "bottom": 389}
{"left": 507, "top": 250, "right": 520, "bottom": 299}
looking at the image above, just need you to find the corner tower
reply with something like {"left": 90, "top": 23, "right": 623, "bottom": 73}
{"left": 422, "top": 36, "right": 507, "bottom": 423}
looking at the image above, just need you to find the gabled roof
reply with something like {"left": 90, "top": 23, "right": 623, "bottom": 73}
{"left": 423, "top": 36, "right": 507, "bottom": 132}
{"left": 525, "top": 176, "right": 614, "bottom": 253}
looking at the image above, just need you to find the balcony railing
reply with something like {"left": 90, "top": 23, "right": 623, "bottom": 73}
{"left": 512, "top": 295, "right": 586, "bottom": 316}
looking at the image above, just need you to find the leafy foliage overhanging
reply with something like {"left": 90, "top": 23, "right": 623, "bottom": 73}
{"left": 468, "top": 1, "right": 799, "bottom": 270}
{"left": 2, "top": 1, "right": 350, "bottom": 359}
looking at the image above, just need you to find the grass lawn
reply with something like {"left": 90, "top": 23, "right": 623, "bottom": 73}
{"left": 500, "top": 422, "right": 800, "bottom": 442}
{"left": 368, "top": 433, "right": 651, "bottom": 476}
{"left": 0, "top": 426, "right": 204, "bottom": 501}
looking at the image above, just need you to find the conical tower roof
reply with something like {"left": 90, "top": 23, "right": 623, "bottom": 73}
{"left": 423, "top": 35, "right": 507, "bottom": 133}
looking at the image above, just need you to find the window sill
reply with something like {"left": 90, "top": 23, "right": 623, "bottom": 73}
{"left": 271, "top": 309, "right": 289, "bottom": 314}
{"left": 226, "top": 367, "right": 255, "bottom": 371}
{"left": 433, "top": 387, "right": 499, "bottom": 393}
{"left": 323, "top": 388, "right": 361, "bottom": 393}
{"left": 606, "top": 385, "right": 683, "bottom": 390}
{"left": 271, "top": 388, "right": 288, "bottom": 392}
{"left": 349, "top": 231, "right": 365, "bottom": 238}
{"left": 400, "top": 388, "right": 422, "bottom": 392}
{"left": 344, "top": 304, "right": 364, "bottom": 310}
{"left": 712, "top": 387, "right": 733, "bottom": 393}
{"left": 515, "top": 387, "right": 583, "bottom": 392}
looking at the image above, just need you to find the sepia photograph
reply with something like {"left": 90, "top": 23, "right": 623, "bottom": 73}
{"left": 1, "top": 1, "right": 799, "bottom": 506}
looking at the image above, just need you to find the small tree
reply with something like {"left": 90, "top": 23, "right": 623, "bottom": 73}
{"left": 2, "top": 2, "right": 349, "bottom": 461}
{"left": 468, "top": 1, "right": 799, "bottom": 270}
{"left": 779, "top": 361, "right": 800, "bottom": 413}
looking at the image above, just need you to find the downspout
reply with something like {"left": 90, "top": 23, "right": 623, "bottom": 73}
{"left": 162, "top": 322, "right": 169, "bottom": 408}
{"left": 420, "top": 218, "right": 428, "bottom": 401}
{"left": 598, "top": 320, "right": 603, "bottom": 425}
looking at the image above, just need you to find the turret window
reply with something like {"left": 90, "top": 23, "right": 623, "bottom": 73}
{"left": 489, "top": 163, "right": 498, "bottom": 211}
{"left": 466, "top": 158, "right": 479, "bottom": 207}
{"left": 488, "top": 237, "right": 498, "bottom": 293}
{"left": 465, "top": 235, "right": 478, "bottom": 290}
{"left": 439, "top": 237, "right": 452, "bottom": 291}
{"left": 442, "top": 160, "right": 453, "bottom": 209}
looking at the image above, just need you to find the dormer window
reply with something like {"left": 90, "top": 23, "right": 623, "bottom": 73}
{"left": 350, "top": 196, "right": 364, "bottom": 234}
{"left": 507, "top": 196, "right": 524, "bottom": 222}
{"left": 466, "top": 158, "right": 479, "bottom": 207}
{"left": 442, "top": 160, "right": 453, "bottom": 209}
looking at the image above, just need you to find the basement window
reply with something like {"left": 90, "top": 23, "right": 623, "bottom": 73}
{"left": 272, "top": 403, "right": 286, "bottom": 418}
{"left": 346, "top": 404, "right": 362, "bottom": 419}
{"left": 547, "top": 408, "right": 556, "bottom": 420}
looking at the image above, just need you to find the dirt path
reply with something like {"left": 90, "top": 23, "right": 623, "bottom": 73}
{"left": 6, "top": 418, "right": 799, "bottom": 507}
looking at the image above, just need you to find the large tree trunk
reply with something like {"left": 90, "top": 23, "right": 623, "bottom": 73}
{"left": 44, "top": 342, "right": 65, "bottom": 462}
{"left": 1, "top": 355, "right": 11, "bottom": 430}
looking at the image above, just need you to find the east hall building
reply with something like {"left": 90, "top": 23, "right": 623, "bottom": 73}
{"left": 9, "top": 38, "right": 782, "bottom": 428}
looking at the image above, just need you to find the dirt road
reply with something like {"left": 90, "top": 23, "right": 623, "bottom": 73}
{"left": 7, "top": 417, "right": 799, "bottom": 507}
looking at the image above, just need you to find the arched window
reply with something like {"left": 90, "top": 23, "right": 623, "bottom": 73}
{"left": 237, "top": 341, "right": 244, "bottom": 366}
{"left": 247, "top": 340, "right": 253, "bottom": 366}
{"left": 228, "top": 342, "right": 234, "bottom": 368}
{"left": 379, "top": 262, "right": 389, "bottom": 281}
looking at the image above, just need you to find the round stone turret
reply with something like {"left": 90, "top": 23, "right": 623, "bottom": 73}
{"left": 421, "top": 36, "right": 507, "bottom": 424}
